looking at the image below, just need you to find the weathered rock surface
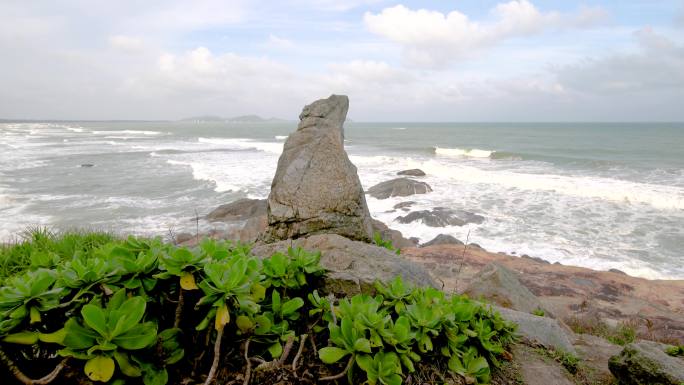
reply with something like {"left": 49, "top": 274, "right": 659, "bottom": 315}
{"left": 397, "top": 169, "right": 426, "bottom": 177}
{"left": 367, "top": 178, "right": 432, "bottom": 199}
{"left": 371, "top": 219, "right": 417, "bottom": 249}
{"left": 421, "top": 234, "right": 463, "bottom": 247}
{"left": 495, "top": 306, "right": 576, "bottom": 354}
{"left": 401, "top": 244, "right": 684, "bottom": 344}
{"left": 608, "top": 341, "right": 684, "bottom": 385}
{"left": 205, "top": 198, "right": 267, "bottom": 222}
{"left": 464, "top": 263, "right": 548, "bottom": 315}
{"left": 572, "top": 333, "right": 622, "bottom": 382}
{"left": 396, "top": 207, "right": 484, "bottom": 227}
{"left": 512, "top": 344, "right": 575, "bottom": 385}
{"left": 251, "top": 234, "right": 435, "bottom": 295}
{"left": 260, "top": 95, "right": 373, "bottom": 243}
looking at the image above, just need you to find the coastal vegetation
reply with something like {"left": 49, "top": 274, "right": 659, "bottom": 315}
{"left": 0, "top": 229, "right": 516, "bottom": 385}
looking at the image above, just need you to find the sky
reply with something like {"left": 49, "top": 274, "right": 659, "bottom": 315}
{"left": 1, "top": 0, "right": 683, "bottom": 121}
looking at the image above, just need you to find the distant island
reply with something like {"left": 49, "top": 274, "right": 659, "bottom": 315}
{"left": 180, "top": 114, "right": 290, "bottom": 123}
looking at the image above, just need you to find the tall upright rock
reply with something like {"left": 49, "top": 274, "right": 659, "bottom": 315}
{"left": 260, "top": 95, "right": 374, "bottom": 243}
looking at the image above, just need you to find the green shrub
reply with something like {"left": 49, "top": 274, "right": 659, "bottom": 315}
{"left": 0, "top": 232, "right": 516, "bottom": 385}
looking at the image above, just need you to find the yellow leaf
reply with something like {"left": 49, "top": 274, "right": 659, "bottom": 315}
{"left": 215, "top": 304, "right": 230, "bottom": 331}
{"left": 180, "top": 272, "right": 198, "bottom": 290}
{"left": 251, "top": 283, "right": 266, "bottom": 302}
{"left": 236, "top": 315, "right": 253, "bottom": 333}
{"left": 3, "top": 331, "right": 39, "bottom": 345}
{"left": 29, "top": 307, "right": 41, "bottom": 324}
{"left": 38, "top": 328, "right": 66, "bottom": 344}
{"left": 84, "top": 355, "right": 115, "bottom": 382}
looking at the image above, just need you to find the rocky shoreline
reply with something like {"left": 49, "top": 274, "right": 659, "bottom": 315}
{"left": 181, "top": 95, "right": 683, "bottom": 384}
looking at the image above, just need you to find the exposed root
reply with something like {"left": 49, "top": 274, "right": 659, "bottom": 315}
{"left": 242, "top": 340, "right": 251, "bottom": 385}
{"left": 202, "top": 328, "right": 224, "bottom": 385}
{"left": 320, "top": 355, "right": 354, "bottom": 381}
{"left": 292, "top": 334, "right": 308, "bottom": 374}
{"left": 0, "top": 348, "right": 68, "bottom": 385}
{"left": 255, "top": 335, "right": 295, "bottom": 372}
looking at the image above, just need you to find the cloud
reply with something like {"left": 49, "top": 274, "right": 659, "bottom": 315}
{"left": 267, "top": 34, "right": 295, "bottom": 49}
{"left": 364, "top": 1, "right": 607, "bottom": 68}
{"left": 109, "top": 35, "right": 144, "bottom": 53}
{"left": 555, "top": 28, "right": 684, "bottom": 94}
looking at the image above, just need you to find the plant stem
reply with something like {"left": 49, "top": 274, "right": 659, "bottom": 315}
{"left": 320, "top": 355, "right": 354, "bottom": 381}
{"left": 174, "top": 287, "right": 184, "bottom": 328}
{"left": 292, "top": 334, "right": 308, "bottom": 372}
{"left": 0, "top": 349, "right": 68, "bottom": 385}
{"left": 203, "top": 328, "right": 223, "bottom": 385}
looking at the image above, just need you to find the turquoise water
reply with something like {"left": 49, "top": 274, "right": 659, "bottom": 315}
{"left": 1, "top": 121, "right": 682, "bottom": 278}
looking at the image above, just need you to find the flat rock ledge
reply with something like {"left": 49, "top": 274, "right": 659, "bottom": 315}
{"left": 252, "top": 234, "right": 436, "bottom": 296}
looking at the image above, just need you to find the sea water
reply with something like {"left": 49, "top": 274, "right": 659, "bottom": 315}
{"left": 1, "top": 121, "right": 682, "bottom": 279}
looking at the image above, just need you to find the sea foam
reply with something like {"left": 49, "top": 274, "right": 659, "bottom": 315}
{"left": 434, "top": 147, "right": 494, "bottom": 158}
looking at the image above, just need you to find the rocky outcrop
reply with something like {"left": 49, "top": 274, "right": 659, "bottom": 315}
{"left": 396, "top": 207, "right": 484, "bottom": 227}
{"left": 495, "top": 306, "right": 576, "bottom": 354}
{"left": 371, "top": 219, "right": 417, "bottom": 249}
{"left": 367, "top": 178, "right": 432, "bottom": 199}
{"left": 397, "top": 169, "right": 426, "bottom": 177}
{"left": 608, "top": 341, "right": 684, "bottom": 384}
{"left": 260, "top": 95, "right": 373, "bottom": 243}
{"left": 251, "top": 234, "right": 436, "bottom": 296}
{"left": 205, "top": 198, "right": 267, "bottom": 222}
{"left": 421, "top": 234, "right": 463, "bottom": 247}
{"left": 464, "top": 263, "right": 548, "bottom": 315}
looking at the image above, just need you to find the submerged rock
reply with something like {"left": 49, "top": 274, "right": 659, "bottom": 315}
{"left": 421, "top": 234, "right": 463, "bottom": 247}
{"left": 251, "top": 234, "right": 436, "bottom": 295}
{"left": 367, "top": 178, "right": 432, "bottom": 199}
{"left": 465, "top": 263, "right": 549, "bottom": 316}
{"left": 393, "top": 201, "right": 416, "bottom": 211}
{"left": 396, "top": 207, "right": 484, "bottom": 227}
{"left": 205, "top": 198, "right": 267, "bottom": 222}
{"left": 397, "top": 169, "right": 426, "bottom": 177}
{"left": 609, "top": 341, "right": 684, "bottom": 385}
{"left": 260, "top": 95, "right": 373, "bottom": 243}
{"left": 80, "top": 163, "right": 94, "bottom": 168}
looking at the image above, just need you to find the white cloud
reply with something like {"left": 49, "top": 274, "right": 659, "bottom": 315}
{"left": 109, "top": 35, "right": 144, "bottom": 53}
{"left": 555, "top": 28, "right": 684, "bottom": 94}
{"left": 364, "top": 1, "right": 607, "bottom": 68}
{"left": 267, "top": 34, "right": 295, "bottom": 49}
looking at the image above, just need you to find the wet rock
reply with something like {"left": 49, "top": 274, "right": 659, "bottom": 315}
{"left": 205, "top": 198, "right": 267, "bottom": 222}
{"left": 397, "top": 169, "right": 426, "bottom": 177}
{"left": 395, "top": 207, "right": 484, "bottom": 227}
{"left": 521, "top": 254, "right": 551, "bottom": 264}
{"left": 251, "top": 234, "right": 436, "bottom": 296}
{"left": 80, "top": 163, "right": 94, "bottom": 168}
{"left": 465, "top": 263, "right": 549, "bottom": 315}
{"left": 608, "top": 268, "right": 627, "bottom": 275}
{"left": 367, "top": 178, "right": 432, "bottom": 199}
{"left": 393, "top": 201, "right": 416, "bottom": 211}
{"left": 421, "top": 234, "right": 463, "bottom": 247}
{"left": 260, "top": 95, "right": 373, "bottom": 243}
{"left": 608, "top": 341, "right": 684, "bottom": 385}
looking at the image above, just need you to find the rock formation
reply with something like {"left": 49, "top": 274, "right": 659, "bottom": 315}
{"left": 205, "top": 198, "right": 266, "bottom": 222}
{"left": 260, "top": 95, "right": 373, "bottom": 243}
{"left": 367, "top": 178, "right": 432, "bottom": 199}
{"left": 397, "top": 169, "right": 426, "bottom": 177}
{"left": 251, "top": 234, "right": 435, "bottom": 295}
{"left": 396, "top": 207, "right": 484, "bottom": 227}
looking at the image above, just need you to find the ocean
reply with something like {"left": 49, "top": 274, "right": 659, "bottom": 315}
{"left": 1, "top": 121, "right": 683, "bottom": 279}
